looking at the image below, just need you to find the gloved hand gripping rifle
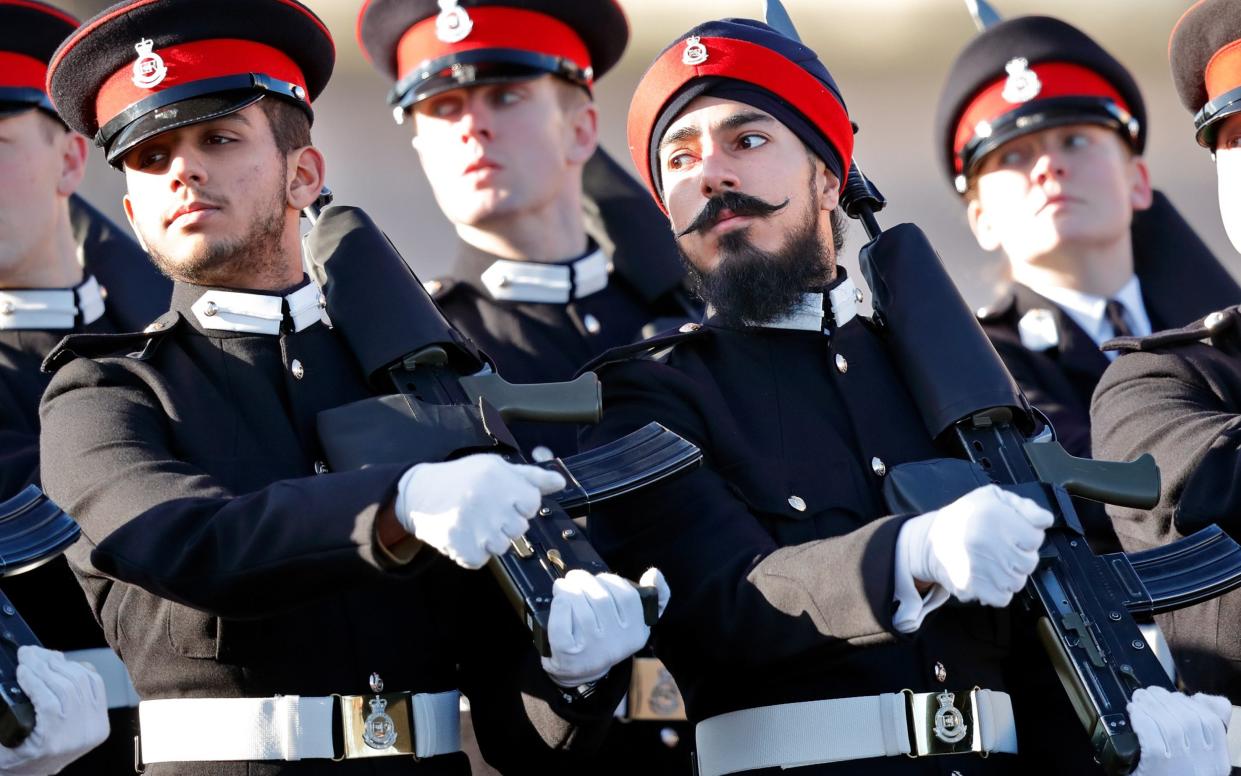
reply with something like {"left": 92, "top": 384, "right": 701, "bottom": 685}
{"left": 0, "top": 487, "right": 80, "bottom": 746}
{"left": 301, "top": 194, "right": 701, "bottom": 655}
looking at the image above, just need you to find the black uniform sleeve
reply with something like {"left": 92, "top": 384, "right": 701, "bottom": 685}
{"left": 39, "top": 356, "right": 423, "bottom": 619}
{"left": 0, "top": 397, "right": 38, "bottom": 498}
{"left": 581, "top": 358, "right": 905, "bottom": 675}
{"left": 1091, "top": 345, "right": 1241, "bottom": 544}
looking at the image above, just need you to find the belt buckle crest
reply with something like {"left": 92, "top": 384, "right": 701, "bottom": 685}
{"left": 933, "top": 691, "right": 968, "bottom": 744}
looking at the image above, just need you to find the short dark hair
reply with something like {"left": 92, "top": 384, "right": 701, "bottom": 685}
{"left": 259, "top": 96, "right": 311, "bottom": 155}
{"left": 829, "top": 207, "right": 848, "bottom": 255}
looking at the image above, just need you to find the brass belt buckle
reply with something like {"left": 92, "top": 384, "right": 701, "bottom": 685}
{"left": 902, "top": 687, "right": 983, "bottom": 758}
{"left": 626, "top": 657, "right": 687, "bottom": 721}
{"left": 338, "top": 673, "right": 418, "bottom": 760}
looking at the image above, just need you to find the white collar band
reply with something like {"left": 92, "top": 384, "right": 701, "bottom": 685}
{"left": 479, "top": 249, "right": 610, "bottom": 304}
{"left": 0, "top": 275, "right": 106, "bottom": 331}
{"left": 191, "top": 283, "right": 329, "bottom": 336}
{"left": 762, "top": 276, "right": 862, "bottom": 333}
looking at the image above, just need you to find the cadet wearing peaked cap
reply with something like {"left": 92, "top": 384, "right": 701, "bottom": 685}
{"left": 358, "top": 4, "right": 698, "bottom": 772}
{"left": 0, "top": 2, "right": 171, "bottom": 771}
{"left": 1089, "top": 0, "right": 1241, "bottom": 707}
{"left": 577, "top": 13, "right": 1154, "bottom": 774}
{"left": 356, "top": 0, "right": 699, "bottom": 471}
{"left": 37, "top": 1, "right": 652, "bottom": 773}
{"left": 935, "top": 15, "right": 1238, "bottom": 499}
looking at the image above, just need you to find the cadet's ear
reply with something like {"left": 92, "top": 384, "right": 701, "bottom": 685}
{"left": 967, "top": 196, "right": 1002, "bottom": 252}
{"left": 55, "top": 131, "right": 89, "bottom": 198}
{"left": 286, "top": 145, "right": 326, "bottom": 211}
{"left": 819, "top": 165, "right": 840, "bottom": 212}
{"left": 564, "top": 98, "right": 598, "bottom": 166}
{"left": 1129, "top": 155, "right": 1153, "bottom": 212}
{"left": 121, "top": 194, "right": 149, "bottom": 253}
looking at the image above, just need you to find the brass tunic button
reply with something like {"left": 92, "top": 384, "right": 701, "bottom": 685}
{"left": 853, "top": 287, "right": 864, "bottom": 304}
{"left": 679, "top": 322, "right": 701, "bottom": 334}
{"left": 934, "top": 662, "right": 947, "bottom": 683}
{"left": 584, "top": 314, "right": 602, "bottom": 335}
{"left": 871, "top": 457, "right": 887, "bottom": 477}
{"left": 531, "top": 446, "right": 554, "bottom": 463}
{"left": 314, "top": 461, "right": 330, "bottom": 475}
{"left": 1205, "top": 310, "right": 1228, "bottom": 331}
{"left": 203, "top": 301, "right": 219, "bottom": 317}
{"left": 144, "top": 321, "right": 164, "bottom": 333}
{"left": 835, "top": 354, "right": 848, "bottom": 374}
{"left": 787, "top": 495, "right": 807, "bottom": 512}
{"left": 660, "top": 727, "right": 680, "bottom": 748}
{"left": 291, "top": 359, "right": 305, "bottom": 380}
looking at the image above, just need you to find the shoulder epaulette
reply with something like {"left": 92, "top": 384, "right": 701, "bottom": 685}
{"left": 1104, "top": 306, "right": 1241, "bottom": 354}
{"left": 41, "top": 311, "right": 180, "bottom": 374}
{"left": 577, "top": 322, "right": 710, "bottom": 376}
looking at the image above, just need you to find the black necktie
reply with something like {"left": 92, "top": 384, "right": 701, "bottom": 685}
{"left": 1105, "top": 299, "right": 1134, "bottom": 338}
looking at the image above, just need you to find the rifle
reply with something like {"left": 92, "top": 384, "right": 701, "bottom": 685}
{"left": 301, "top": 195, "right": 702, "bottom": 656}
{"left": 840, "top": 164, "right": 1241, "bottom": 773}
{"left": 0, "top": 486, "right": 80, "bottom": 746}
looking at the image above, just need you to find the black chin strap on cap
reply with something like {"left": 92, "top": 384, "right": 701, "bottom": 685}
{"left": 650, "top": 77, "right": 844, "bottom": 201}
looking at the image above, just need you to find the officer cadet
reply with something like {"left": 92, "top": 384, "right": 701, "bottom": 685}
{"left": 357, "top": 3, "right": 696, "bottom": 770}
{"left": 1091, "top": 0, "right": 1241, "bottom": 706}
{"left": 577, "top": 13, "right": 1233, "bottom": 776}
{"left": 936, "top": 15, "right": 1240, "bottom": 467}
{"left": 357, "top": 0, "right": 699, "bottom": 464}
{"left": 35, "top": 1, "right": 666, "bottom": 773}
{"left": 0, "top": 1, "right": 165, "bottom": 769}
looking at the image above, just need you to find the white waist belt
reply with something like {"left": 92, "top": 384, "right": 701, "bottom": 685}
{"left": 64, "top": 647, "right": 139, "bottom": 709}
{"left": 695, "top": 688, "right": 1017, "bottom": 776}
{"left": 138, "top": 690, "right": 461, "bottom": 763}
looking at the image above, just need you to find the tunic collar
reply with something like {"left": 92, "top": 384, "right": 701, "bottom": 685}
{"left": 174, "top": 278, "right": 329, "bottom": 336}
{"left": 0, "top": 275, "right": 106, "bottom": 331}
{"left": 454, "top": 241, "right": 611, "bottom": 304}
{"left": 707, "top": 269, "right": 862, "bottom": 335}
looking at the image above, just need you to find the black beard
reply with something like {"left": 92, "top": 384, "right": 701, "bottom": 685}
{"left": 682, "top": 203, "right": 832, "bottom": 328}
{"left": 145, "top": 164, "right": 289, "bottom": 287}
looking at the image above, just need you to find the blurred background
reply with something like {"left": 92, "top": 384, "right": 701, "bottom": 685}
{"left": 54, "top": 0, "right": 1236, "bottom": 307}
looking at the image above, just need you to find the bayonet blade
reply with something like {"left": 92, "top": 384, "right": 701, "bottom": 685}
{"left": 763, "top": 0, "right": 803, "bottom": 43}
{"left": 965, "top": 0, "right": 1002, "bottom": 31}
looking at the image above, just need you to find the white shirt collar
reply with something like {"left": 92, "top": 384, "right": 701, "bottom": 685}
{"left": 190, "top": 282, "right": 330, "bottom": 335}
{"left": 1024, "top": 275, "right": 1152, "bottom": 355}
{"left": 479, "top": 248, "right": 610, "bottom": 304}
{"left": 0, "top": 275, "right": 106, "bottom": 331}
{"left": 744, "top": 275, "right": 862, "bottom": 333}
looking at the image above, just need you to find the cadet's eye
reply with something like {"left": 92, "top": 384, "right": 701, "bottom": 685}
{"left": 738, "top": 133, "right": 768, "bottom": 151}
{"left": 999, "top": 147, "right": 1028, "bottom": 167}
{"left": 492, "top": 88, "right": 522, "bottom": 107}
{"left": 1224, "top": 134, "right": 1241, "bottom": 151}
{"left": 127, "top": 147, "right": 167, "bottom": 171}
{"left": 428, "top": 96, "right": 463, "bottom": 119}
{"left": 666, "top": 151, "right": 695, "bottom": 171}
{"left": 205, "top": 133, "right": 235, "bottom": 146}
{"left": 1064, "top": 132, "right": 1090, "bottom": 150}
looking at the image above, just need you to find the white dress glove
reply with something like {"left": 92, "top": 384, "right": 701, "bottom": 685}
{"left": 0, "top": 646, "right": 109, "bottom": 776}
{"left": 541, "top": 568, "right": 670, "bottom": 688}
{"left": 395, "top": 454, "right": 566, "bottom": 570}
{"left": 1130, "top": 686, "right": 1231, "bottom": 776}
{"left": 898, "top": 484, "right": 1052, "bottom": 608}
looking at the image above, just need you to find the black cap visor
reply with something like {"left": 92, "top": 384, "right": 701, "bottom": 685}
{"left": 101, "top": 73, "right": 312, "bottom": 166}
{"left": 958, "top": 96, "right": 1139, "bottom": 191}
{"left": 0, "top": 87, "right": 54, "bottom": 119}
{"left": 389, "top": 48, "right": 591, "bottom": 116}
{"left": 1195, "top": 85, "right": 1241, "bottom": 150}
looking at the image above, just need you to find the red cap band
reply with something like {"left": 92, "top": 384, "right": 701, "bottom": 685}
{"left": 396, "top": 7, "right": 592, "bottom": 85}
{"left": 953, "top": 61, "right": 1130, "bottom": 173}
{"left": 627, "top": 36, "right": 854, "bottom": 214}
{"left": 94, "top": 38, "right": 308, "bottom": 130}
{"left": 1205, "top": 39, "right": 1241, "bottom": 103}
{"left": 0, "top": 51, "right": 47, "bottom": 92}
